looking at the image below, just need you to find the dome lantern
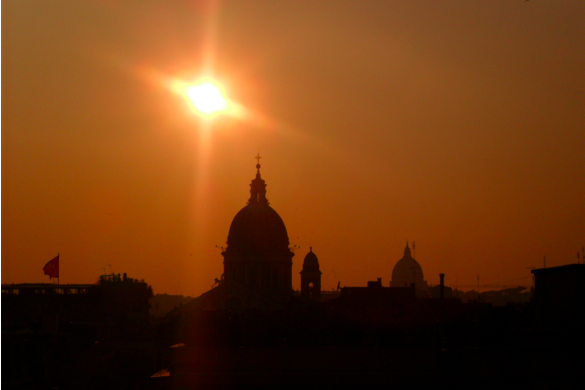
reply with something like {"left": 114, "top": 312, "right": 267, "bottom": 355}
{"left": 248, "top": 153, "right": 268, "bottom": 205}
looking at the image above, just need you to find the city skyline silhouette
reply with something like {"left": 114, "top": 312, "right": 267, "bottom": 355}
{"left": 3, "top": 2, "right": 585, "bottom": 388}
{"left": 3, "top": 1, "right": 584, "bottom": 299}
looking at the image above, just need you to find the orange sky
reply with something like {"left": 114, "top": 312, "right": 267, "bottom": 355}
{"left": 3, "top": 0, "right": 584, "bottom": 296}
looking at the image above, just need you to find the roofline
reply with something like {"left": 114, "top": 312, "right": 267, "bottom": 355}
{"left": 531, "top": 263, "right": 585, "bottom": 275}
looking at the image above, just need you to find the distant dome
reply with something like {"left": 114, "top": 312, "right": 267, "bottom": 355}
{"left": 226, "top": 203, "right": 290, "bottom": 257}
{"left": 390, "top": 242, "right": 428, "bottom": 290}
{"left": 302, "top": 247, "right": 320, "bottom": 271}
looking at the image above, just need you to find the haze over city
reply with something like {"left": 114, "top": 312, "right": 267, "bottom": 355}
{"left": 3, "top": 0, "right": 584, "bottom": 297}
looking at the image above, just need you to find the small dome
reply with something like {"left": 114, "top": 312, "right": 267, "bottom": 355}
{"left": 303, "top": 247, "right": 320, "bottom": 271}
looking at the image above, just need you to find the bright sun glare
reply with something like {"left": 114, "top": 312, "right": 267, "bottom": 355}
{"left": 185, "top": 82, "right": 228, "bottom": 115}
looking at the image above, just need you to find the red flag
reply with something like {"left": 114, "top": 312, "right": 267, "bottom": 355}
{"left": 43, "top": 255, "right": 59, "bottom": 278}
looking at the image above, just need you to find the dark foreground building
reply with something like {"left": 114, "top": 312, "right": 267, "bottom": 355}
{"left": 2, "top": 273, "right": 152, "bottom": 334}
{"left": 2, "top": 273, "right": 154, "bottom": 389}
{"left": 531, "top": 263, "right": 585, "bottom": 324}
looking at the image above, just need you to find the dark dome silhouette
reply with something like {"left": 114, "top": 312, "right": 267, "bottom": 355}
{"left": 222, "top": 156, "right": 294, "bottom": 298}
{"left": 302, "top": 247, "right": 320, "bottom": 271}
{"left": 390, "top": 242, "right": 428, "bottom": 290}
{"left": 226, "top": 203, "right": 290, "bottom": 256}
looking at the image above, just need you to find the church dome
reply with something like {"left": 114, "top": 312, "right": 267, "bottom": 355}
{"left": 224, "top": 157, "right": 292, "bottom": 258}
{"left": 221, "top": 156, "right": 294, "bottom": 301}
{"left": 390, "top": 242, "right": 427, "bottom": 289}
{"left": 302, "top": 247, "right": 320, "bottom": 271}
{"left": 226, "top": 203, "right": 290, "bottom": 256}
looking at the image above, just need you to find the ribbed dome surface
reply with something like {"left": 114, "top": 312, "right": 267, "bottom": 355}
{"left": 225, "top": 203, "right": 290, "bottom": 257}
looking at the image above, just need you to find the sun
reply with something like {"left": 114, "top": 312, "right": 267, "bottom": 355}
{"left": 185, "top": 81, "right": 229, "bottom": 115}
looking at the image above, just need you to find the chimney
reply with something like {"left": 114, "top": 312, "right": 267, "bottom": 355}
{"left": 368, "top": 279, "right": 383, "bottom": 289}
{"left": 439, "top": 273, "right": 445, "bottom": 299}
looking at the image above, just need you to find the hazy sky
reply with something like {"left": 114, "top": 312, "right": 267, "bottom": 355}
{"left": 3, "top": 0, "right": 584, "bottom": 296}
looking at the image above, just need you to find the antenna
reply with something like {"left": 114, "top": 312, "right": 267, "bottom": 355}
{"left": 108, "top": 264, "right": 112, "bottom": 274}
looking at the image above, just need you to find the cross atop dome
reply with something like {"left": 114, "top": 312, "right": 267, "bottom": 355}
{"left": 255, "top": 152, "right": 262, "bottom": 172}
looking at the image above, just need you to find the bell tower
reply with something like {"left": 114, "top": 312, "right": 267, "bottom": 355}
{"left": 300, "top": 247, "right": 322, "bottom": 302}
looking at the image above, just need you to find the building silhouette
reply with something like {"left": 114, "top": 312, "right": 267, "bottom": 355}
{"left": 2, "top": 273, "right": 153, "bottom": 335}
{"left": 184, "top": 158, "right": 298, "bottom": 310}
{"left": 390, "top": 242, "right": 429, "bottom": 295}
{"left": 531, "top": 264, "right": 585, "bottom": 324}
{"left": 2, "top": 273, "right": 154, "bottom": 387}
{"left": 339, "top": 278, "right": 415, "bottom": 302}
{"left": 161, "top": 161, "right": 585, "bottom": 387}
{"left": 222, "top": 159, "right": 294, "bottom": 300}
{"left": 5, "top": 160, "right": 583, "bottom": 387}
{"left": 300, "top": 247, "right": 322, "bottom": 302}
